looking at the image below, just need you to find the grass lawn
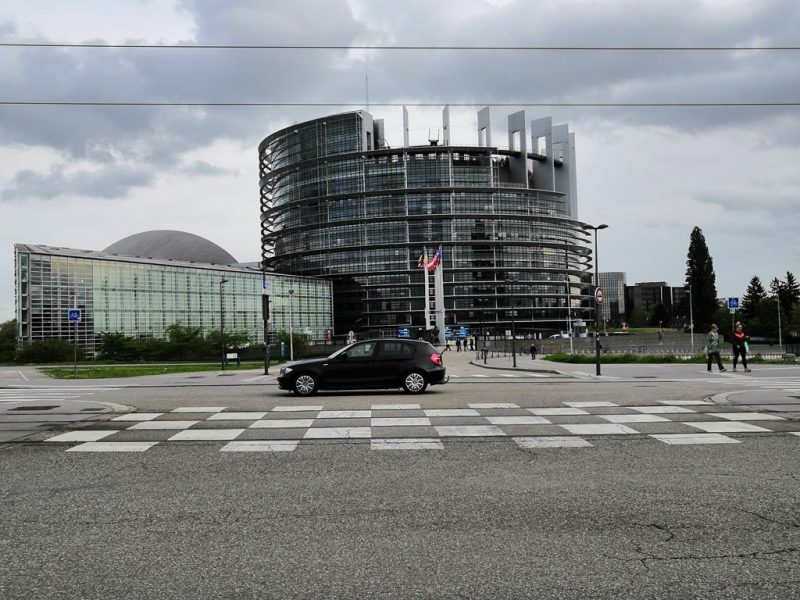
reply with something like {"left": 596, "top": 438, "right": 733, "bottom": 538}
{"left": 41, "top": 361, "right": 280, "bottom": 379}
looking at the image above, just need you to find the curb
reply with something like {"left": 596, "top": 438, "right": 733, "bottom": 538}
{"left": 469, "top": 359, "right": 563, "bottom": 375}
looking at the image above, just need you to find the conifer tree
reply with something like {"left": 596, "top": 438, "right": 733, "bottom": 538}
{"left": 684, "top": 227, "right": 718, "bottom": 331}
{"left": 741, "top": 276, "right": 766, "bottom": 322}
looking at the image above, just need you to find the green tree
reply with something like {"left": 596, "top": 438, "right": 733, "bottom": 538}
{"left": 649, "top": 303, "right": 669, "bottom": 327}
{"left": 750, "top": 298, "right": 779, "bottom": 339}
{"left": 98, "top": 332, "right": 144, "bottom": 362}
{"left": 16, "top": 339, "right": 74, "bottom": 363}
{"left": 165, "top": 324, "right": 206, "bottom": 361}
{"left": 740, "top": 276, "right": 766, "bottom": 323}
{"left": 0, "top": 319, "right": 17, "bottom": 363}
{"left": 684, "top": 226, "right": 718, "bottom": 332}
{"left": 629, "top": 307, "right": 650, "bottom": 327}
{"left": 277, "top": 330, "right": 309, "bottom": 358}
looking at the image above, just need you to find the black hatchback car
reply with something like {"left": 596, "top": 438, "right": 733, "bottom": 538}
{"left": 277, "top": 339, "right": 447, "bottom": 395}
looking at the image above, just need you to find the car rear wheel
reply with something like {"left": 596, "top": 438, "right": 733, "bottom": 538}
{"left": 402, "top": 370, "right": 428, "bottom": 394}
{"left": 293, "top": 373, "right": 318, "bottom": 395}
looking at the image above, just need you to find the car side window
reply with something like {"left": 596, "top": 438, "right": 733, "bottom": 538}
{"left": 348, "top": 342, "right": 376, "bottom": 359}
{"left": 377, "top": 342, "right": 415, "bottom": 357}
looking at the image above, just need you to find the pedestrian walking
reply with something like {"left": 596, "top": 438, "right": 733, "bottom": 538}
{"left": 732, "top": 322, "right": 751, "bottom": 372}
{"left": 456, "top": 338, "right": 462, "bottom": 352}
{"left": 445, "top": 339, "right": 452, "bottom": 352}
{"left": 530, "top": 343, "right": 537, "bottom": 360}
{"left": 705, "top": 324, "right": 727, "bottom": 372}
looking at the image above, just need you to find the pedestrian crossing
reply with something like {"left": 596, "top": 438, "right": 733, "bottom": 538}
{"left": 720, "top": 376, "right": 800, "bottom": 395}
{"left": 0, "top": 387, "right": 120, "bottom": 404}
{"left": 35, "top": 399, "right": 800, "bottom": 452}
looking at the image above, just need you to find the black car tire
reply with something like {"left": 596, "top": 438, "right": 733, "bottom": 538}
{"left": 293, "top": 373, "right": 319, "bottom": 395}
{"left": 402, "top": 370, "right": 428, "bottom": 394}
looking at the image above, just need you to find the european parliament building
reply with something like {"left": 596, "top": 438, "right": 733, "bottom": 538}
{"left": 14, "top": 231, "right": 333, "bottom": 356}
{"left": 260, "top": 108, "right": 595, "bottom": 338}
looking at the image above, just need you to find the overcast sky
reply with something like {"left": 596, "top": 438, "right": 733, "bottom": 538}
{"left": 2, "top": 0, "right": 799, "bottom": 321}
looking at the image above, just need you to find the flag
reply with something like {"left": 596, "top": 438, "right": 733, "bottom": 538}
{"left": 417, "top": 246, "right": 429, "bottom": 269}
{"left": 428, "top": 246, "right": 442, "bottom": 271}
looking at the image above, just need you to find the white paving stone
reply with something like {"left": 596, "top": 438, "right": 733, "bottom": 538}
{"left": 371, "top": 439, "right": 443, "bottom": 450}
{"left": 317, "top": 410, "right": 371, "bottom": 419}
{"left": 564, "top": 401, "right": 619, "bottom": 408}
{"left": 559, "top": 424, "right": 639, "bottom": 435}
{"left": 46, "top": 430, "right": 116, "bottom": 442}
{"left": 371, "top": 403, "right": 421, "bottom": 410}
{"left": 112, "top": 413, "right": 163, "bottom": 421}
{"left": 468, "top": 403, "right": 520, "bottom": 409}
{"left": 249, "top": 419, "right": 314, "bottom": 429}
{"left": 514, "top": 436, "right": 592, "bottom": 449}
{"left": 371, "top": 418, "right": 431, "bottom": 427}
{"left": 601, "top": 414, "right": 670, "bottom": 423}
{"left": 67, "top": 442, "right": 159, "bottom": 452}
{"left": 631, "top": 406, "right": 695, "bottom": 414}
{"left": 685, "top": 421, "right": 772, "bottom": 433}
{"left": 169, "top": 429, "right": 245, "bottom": 441}
{"left": 708, "top": 412, "right": 786, "bottom": 421}
{"left": 207, "top": 412, "right": 267, "bottom": 420}
{"left": 485, "top": 416, "right": 551, "bottom": 425}
{"left": 128, "top": 421, "right": 198, "bottom": 430}
{"left": 303, "top": 427, "right": 371, "bottom": 439}
{"left": 528, "top": 407, "right": 589, "bottom": 416}
{"left": 434, "top": 425, "right": 506, "bottom": 437}
{"left": 221, "top": 441, "right": 299, "bottom": 452}
{"left": 171, "top": 406, "right": 226, "bottom": 413}
{"left": 424, "top": 409, "right": 480, "bottom": 417}
{"left": 651, "top": 434, "right": 740, "bottom": 445}
{"left": 790, "top": 432, "right": 800, "bottom": 437}
{"left": 272, "top": 405, "right": 323, "bottom": 412}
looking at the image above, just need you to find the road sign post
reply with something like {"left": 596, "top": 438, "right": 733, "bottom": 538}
{"left": 727, "top": 298, "right": 739, "bottom": 341}
{"left": 67, "top": 309, "right": 81, "bottom": 379}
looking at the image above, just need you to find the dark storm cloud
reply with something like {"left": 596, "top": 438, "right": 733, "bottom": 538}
{"left": 2, "top": 164, "right": 154, "bottom": 200}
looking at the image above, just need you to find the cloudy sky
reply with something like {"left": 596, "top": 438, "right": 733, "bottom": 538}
{"left": 2, "top": 0, "right": 799, "bottom": 321}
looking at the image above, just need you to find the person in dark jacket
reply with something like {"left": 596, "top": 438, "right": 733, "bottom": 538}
{"left": 706, "top": 324, "right": 727, "bottom": 372}
{"left": 732, "top": 322, "right": 751, "bottom": 372}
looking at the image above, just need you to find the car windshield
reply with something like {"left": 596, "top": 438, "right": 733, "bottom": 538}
{"left": 328, "top": 344, "right": 356, "bottom": 359}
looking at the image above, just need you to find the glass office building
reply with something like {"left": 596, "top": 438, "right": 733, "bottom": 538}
{"left": 14, "top": 231, "right": 333, "bottom": 356}
{"left": 260, "top": 109, "right": 596, "bottom": 338}
{"left": 598, "top": 272, "right": 627, "bottom": 327}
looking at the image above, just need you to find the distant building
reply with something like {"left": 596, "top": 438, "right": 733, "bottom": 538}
{"left": 598, "top": 272, "right": 626, "bottom": 326}
{"left": 14, "top": 231, "right": 333, "bottom": 356}
{"left": 624, "top": 281, "right": 688, "bottom": 325}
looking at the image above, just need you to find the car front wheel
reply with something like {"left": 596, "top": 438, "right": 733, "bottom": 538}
{"left": 402, "top": 370, "right": 428, "bottom": 394}
{"left": 293, "top": 373, "right": 319, "bottom": 395}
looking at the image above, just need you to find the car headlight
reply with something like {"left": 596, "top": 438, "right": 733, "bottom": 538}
{"left": 280, "top": 367, "right": 292, "bottom": 376}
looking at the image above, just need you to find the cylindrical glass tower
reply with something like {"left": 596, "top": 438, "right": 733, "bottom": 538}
{"left": 260, "top": 110, "right": 594, "bottom": 338}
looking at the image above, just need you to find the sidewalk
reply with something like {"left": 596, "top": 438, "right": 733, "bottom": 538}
{"left": 469, "top": 353, "right": 564, "bottom": 374}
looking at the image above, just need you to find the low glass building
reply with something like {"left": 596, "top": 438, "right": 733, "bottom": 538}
{"left": 14, "top": 231, "right": 333, "bottom": 356}
{"left": 260, "top": 109, "right": 595, "bottom": 338}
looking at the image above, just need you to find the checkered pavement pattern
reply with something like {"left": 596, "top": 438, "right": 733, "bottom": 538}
{"left": 41, "top": 400, "right": 800, "bottom": 452}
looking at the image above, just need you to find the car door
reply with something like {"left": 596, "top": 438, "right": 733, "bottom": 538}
{"left": 373, "top": 341, "right": 416, "bottom": 386}
{"left": 322, "top": 341, "right": 378, "bottom": 388}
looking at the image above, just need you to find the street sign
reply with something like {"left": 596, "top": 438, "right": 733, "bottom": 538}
{"left": 727, "top": 297, "right": 739, "bottom": 309}
{"left": 594, "top": 287, "right": 604, "bottom": 305}
{"left": 262, "top": 279, "right": 271, "bottom": 295}
{"left": 67, "top": 308, "right": 81, "bottom": 322}
{"left": 397, "top": 327, "right": 411, "bottom": 338}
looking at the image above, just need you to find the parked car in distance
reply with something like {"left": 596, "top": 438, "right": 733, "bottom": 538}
{"left": 277, "top": 339, "right": 447, "bottom": 395}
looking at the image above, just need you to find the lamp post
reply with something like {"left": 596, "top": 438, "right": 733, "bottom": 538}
{"left": 288, "top": 288, "right": 295, "bottom": 362}
{"left": 582, "top": 224, "right": 608, "bottom": 376}
{"left": 504, "top": 279, "right": 518, "bottom": 368}
{"left": 219, "top": 277, "right": 228, "bottom": 370}
{"left": 688, "top": 286, "right": 694, "bottom": 352}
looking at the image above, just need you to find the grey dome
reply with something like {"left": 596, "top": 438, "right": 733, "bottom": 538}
{"left": 103, "top": 230, "right": 237, "bottom": 265}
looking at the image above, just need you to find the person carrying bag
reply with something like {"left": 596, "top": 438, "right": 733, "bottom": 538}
{"left": 706, "top": 324, "right": 727, "bottom": 373}
{"left": 732, "top": 321, "right": 752, "bottom": 372}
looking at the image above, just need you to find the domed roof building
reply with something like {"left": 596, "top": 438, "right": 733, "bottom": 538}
{"left": 103, "top": 230, "right": 237, "bottom": 265}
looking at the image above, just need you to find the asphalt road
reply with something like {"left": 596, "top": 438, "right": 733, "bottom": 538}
{"left": 1, "top": 356, "right": 799, "bottom": 598}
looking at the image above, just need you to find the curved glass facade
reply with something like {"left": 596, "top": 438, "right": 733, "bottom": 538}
{"left": 260, "top": 111, "right": 595, "bottom": 337}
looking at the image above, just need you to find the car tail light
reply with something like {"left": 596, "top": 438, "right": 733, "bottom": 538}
{"left": 430, "top": 353, "right": 443, "bottom": 366}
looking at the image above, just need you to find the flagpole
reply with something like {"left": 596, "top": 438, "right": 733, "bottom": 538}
{"left": 422, "top": 248, "right": 431, "bottom": 332}
{"left": 434, "top": 246, "right": 445, "bottom": 345}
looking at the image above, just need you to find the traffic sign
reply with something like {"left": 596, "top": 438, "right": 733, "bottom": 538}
{"left": 727, "top": 297, "right": 739, "bottom": 309}
{"left": 67, "top": 308, "right": 81, "bottom": 322}
{"left": 262, "top": 279, "right": 271, "bottom": 295}
{"left": 594, "top": 287, "right": 604, "bottom": 305}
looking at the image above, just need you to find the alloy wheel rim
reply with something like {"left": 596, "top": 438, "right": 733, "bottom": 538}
{"left": 295, "top": 375, "right": 315, "bottom": 394}
{"left": 405, "top": 372, "right": 424, "bottom": 392}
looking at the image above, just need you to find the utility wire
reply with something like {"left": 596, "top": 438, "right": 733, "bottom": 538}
{"left": 0, "top": 101, "right": 798, "bottom": 107}
{"left": 1, "top": 42, "right": 799, "bottom": 51}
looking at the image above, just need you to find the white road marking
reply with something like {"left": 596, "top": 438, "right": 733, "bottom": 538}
{"left": 658, "top": 400, "right": 712, "bottom": 406}
{"left": 600, "top": 414, "right": 670, "bottom": 423}
{"left": 317, "top": 410, "right": 371, "bottom": 419}
{"left": 631, "top": 406, "right": 695, "bottom": 414}
{"left": 685, "top": 422, "right": 771, "bottom": 433}
{"left": 249, "top": 419, "right": 314, "bottom": 428}
{"left": 468, "top": 403, "right": 520, "bottom": 409}
{"left": 651, "top": 434, "right": 739, "bottom": 445}
{"left": 207, "top": 412, "right": 268, "bottom": 420}
{"left": 485, "top": 415, "right": 551, "bottom": 425}
{"left": 371, "top": 418, "right": 431, "bottom": 427}
{"left": 68, "top": 442, "right": 158, "bottom": 452}
{"left": 112, "top": 413, "right": 163, "bottom": 421}
{"left": 303, "top": 427, "right": 371, "bottom": 439}
{"left": 514, "top": 436, "right": 592, "bottom": 448}
{"left": 559, "top": 424, "right": 639, "bottom": 435}
{"left": 128, "top": 421, "right": 199, "bottom": 430}
{"left": 708, "top": 412, "right": 786, "bottom": 421}
{"left": 272, "top": 405, "right": 323, "bottom": 412}
{"left": 46, "top": 431, "right": 116, "bottom": 442}
{"left": 371, "top": 439, "right": 443, "bottom": 450}
{"left": 169, "top": 429, "right": 245, "bottom": 441}
{"left": 18, "top": 370, "right": 28, "bottom": 381}
{"left": 528, "top": 407, "right": 589, "bottom": 416}
{"left": 434, "top": 425, "right": 505, "bottom": 437}
{"left": 424, "top": 409, "right": 480, "bottom": 417}
{"left": 221, "top": 441, "right": 299, "bottom": 452}
{"left": 564, "top": 401, "right": 619, "bottom": 408}
{"left": 171, "top": 406, "right": 227, "bottom": 413}
{"left": 372, "top": 404, "right": 421, "bottom": 410}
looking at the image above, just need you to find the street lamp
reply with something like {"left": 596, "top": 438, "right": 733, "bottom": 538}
{"left": 288, "top": 288, "right": 295, "bottom": 362}
{"left": 504, "top": 279, "right": 518, "bottom": 368}
{"left": 219, "top": 277, "right": 228, "bottom": 370}
{"left": 582, "top": 224, "right": 608, "bottom": 376}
